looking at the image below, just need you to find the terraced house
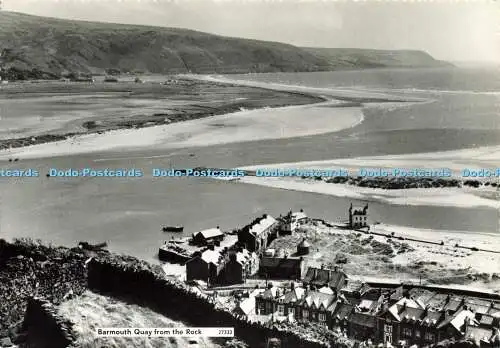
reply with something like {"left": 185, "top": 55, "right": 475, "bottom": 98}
{"left": 254, "top": 283, "right": 338, "bottom": 327}
{"left": 252, "top": 279, "right": 500, "bottom": 347}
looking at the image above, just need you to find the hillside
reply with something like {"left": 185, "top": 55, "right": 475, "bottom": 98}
{"left": 302, "top": 47, "right": 453, "bottom": 69}
{"left": 0, "top": 11, "right": 451, "bottom": 77}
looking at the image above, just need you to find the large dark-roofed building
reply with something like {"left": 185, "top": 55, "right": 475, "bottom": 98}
{"left": 258, "top": 255, "right": 305, "bottom": 280}
{"left": 303, "top": 266, "right": 348, "bottom": 291}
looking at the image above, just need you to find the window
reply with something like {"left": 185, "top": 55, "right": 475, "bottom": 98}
{"left": 303, "top": 310, "right": 309, "bottom": 319}
{"left": 415, "top": 330, "right": 421, "bottom": 338}
{"left": 425, "top": 332, "right": 435, "bottom": 342}
{"left": 288, "top": 307, "right": 295, "bottom": 317}
{"left": 319, "top": 313, "right": 326, "bottom": 322}
{"left": 403, "top": 328, "right": 413, "bottom": 338}
{"left": 278, "top": 305, "right": 284, "bottom": 315}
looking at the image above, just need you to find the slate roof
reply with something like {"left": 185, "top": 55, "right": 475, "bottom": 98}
{"left": 249, "top": 215, "right": 277, "bottom": 236}
{"left": 259, "top": 286, "right": 279, "bottom": 300}
{"left": 350, "top": 313, "right": 376, "bottom": 328}
{"left": 477, "top": 314, "right": 495, "bottom": 326}
{"left": 333, "top": 303, "right": 354, "bottom": 320}
{"left": 236, "top": 297, "right": 256, "bottom": 316}
{"left": 193, "top": 228, "right": 223, "bottom": 240}
{"left": 279, "top": 287, "right": 306, "bottom": 304}
{"left": 350, "top": 205, "right": 368, "bottom": 216}
{"left": 200, "top": 249, "right": 222, "bottom": 265}
{"left": 260, "top": 256, "right": 303, "bottom": 269}
{"left": 465, "top": 327, "right": 495, "bottom": 344}
{"left": 437, "top": 309, "right": 478, "bottom": 332}
{"left": 303, "top": 267, "right": 347, "bottom": 290}
{"left": 300, "top": 291, "right": 337, "bottom": 310}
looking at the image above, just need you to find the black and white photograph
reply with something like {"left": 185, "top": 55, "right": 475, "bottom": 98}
{"left": 0, "top": 0, "right": 499, "bottom": 347}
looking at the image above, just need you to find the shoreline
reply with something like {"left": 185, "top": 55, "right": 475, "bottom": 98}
{"left": 233, "top": 145, "right": 500, "bottom": 210}
{"left": 0, "top": 77, "right": 325, "bottom": 154}
{"left": 0, "top": 74, "right": 429, "bottom": 160}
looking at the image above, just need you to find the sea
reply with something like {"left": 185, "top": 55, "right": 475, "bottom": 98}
{"left": 0, "top": 67, "right": 499, "bottom": 262}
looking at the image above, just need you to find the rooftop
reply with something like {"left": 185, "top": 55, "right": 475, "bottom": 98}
{"left": 249, "top": 215, "right": 277, "bottom": 236}
{"left": 260, "top": 255, "right": 303, "bottom": 269}
{"left": 303, "top": 267, "right": 347, "bottom": 290}
{"left": 193, "top": 228, "right": 224, "bottom": 240}
{"left": 200, "top": 249, "right": 222, "bottom": 265}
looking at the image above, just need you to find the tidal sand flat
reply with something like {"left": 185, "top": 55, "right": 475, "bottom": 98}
{"left": 236, "top": 145, "right": 500, "bottom": 210}
{"left": 0, "top": 100, "right": 364, "bottom": 159}
{"left": 0, "top": 78, "right": 322, "bottom": 151}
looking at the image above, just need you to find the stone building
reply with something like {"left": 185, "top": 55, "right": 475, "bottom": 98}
{"left": 348, "top": 203, "right": 369, "bottom": 229}
{"left": 238, "top": 214, "right": 278, "bottom": 254}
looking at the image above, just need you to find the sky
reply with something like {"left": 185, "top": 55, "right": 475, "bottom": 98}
{"left": 2, "top": 0, "right": 500, "bottom": 63}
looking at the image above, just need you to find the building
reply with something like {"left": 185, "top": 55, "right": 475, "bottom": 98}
{"left": 234, "top": 288, "right": 265, "bottom": 320}
{"left": 255, "top": 283, "right": 306, "bottom": 318}
{"left": 238, "top": 214, "right": 278, "bottom": 254}
{"left": 348, "top": 203, "right": 369, "bottom": 229}
{"left": 223, "top": 249, "right": 259, "bottom": 285}
{"left": 252, "top": 276, "right": 500, "bottom": 348}
{"left": 255, "top": 283, "right": 338, "bottom": 327}
{"left": 303, "top": 266, "right": 348, "bottom": 291}
{"left": 297, "top": 290, "right": 338, "bottom": 327}
{"left": 191, "top": 227, "right": 224, "bottom": 246}
{"left": 280, "top": 210, "right": 308, "bottom": 234}
{"left": 371, "top": 288, "right": 500, "bottom": 347}
{"left": 296, "top": 238, "right": 310, "bottom": 256}
{"left": 185, "top": 248, "right": 225, "bottom": 286}
{"left": 259, "top": 254, "right": 305, "bottom": 280}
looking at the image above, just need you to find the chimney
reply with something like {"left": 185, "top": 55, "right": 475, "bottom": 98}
{"left": 300, "top": 209, "right": 304, "bottom": 213}
{"left": 334, "top": 265, "right": 339, "bottom": 273}
{"left": 291, "top": 282, "right": 295, "bottom": 290}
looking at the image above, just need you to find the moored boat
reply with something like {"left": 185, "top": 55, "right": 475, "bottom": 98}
{"left": 162, "top": 225, "right": 184, "bottom": 232}
{"left": 78, "top": 241, "right": 108, "bottom": 251}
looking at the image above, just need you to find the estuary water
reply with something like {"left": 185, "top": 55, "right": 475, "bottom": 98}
{"left": 0, "top": 67, "right": 499, "bottom": 262}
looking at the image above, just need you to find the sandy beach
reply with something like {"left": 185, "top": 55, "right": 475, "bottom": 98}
{"left": 235, "top": 145, "right": 500, "bottom": 210}
{"left": 0, "top": 100, "right": 364, "bottom": 159}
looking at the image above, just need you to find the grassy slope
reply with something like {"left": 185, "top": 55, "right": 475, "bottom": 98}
{"left": 302, "top": 47, "right": 453, "bottom": 69}
{"left": 0, "top": 11, "right": 451, "bottom": 75}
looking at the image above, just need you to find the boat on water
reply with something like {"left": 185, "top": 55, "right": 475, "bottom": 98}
{"left": 162, "top": 225, "right": 184, "bottom": 232}
{"left": 78, "top": 241, "right": 108, "bottom": 251}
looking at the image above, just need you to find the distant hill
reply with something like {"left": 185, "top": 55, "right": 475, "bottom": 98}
{"left": 302, "top": 47, "right": 453, "bottom": 69}
{"left": 0, "top": 11, "right": 452, "bottom": 78}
